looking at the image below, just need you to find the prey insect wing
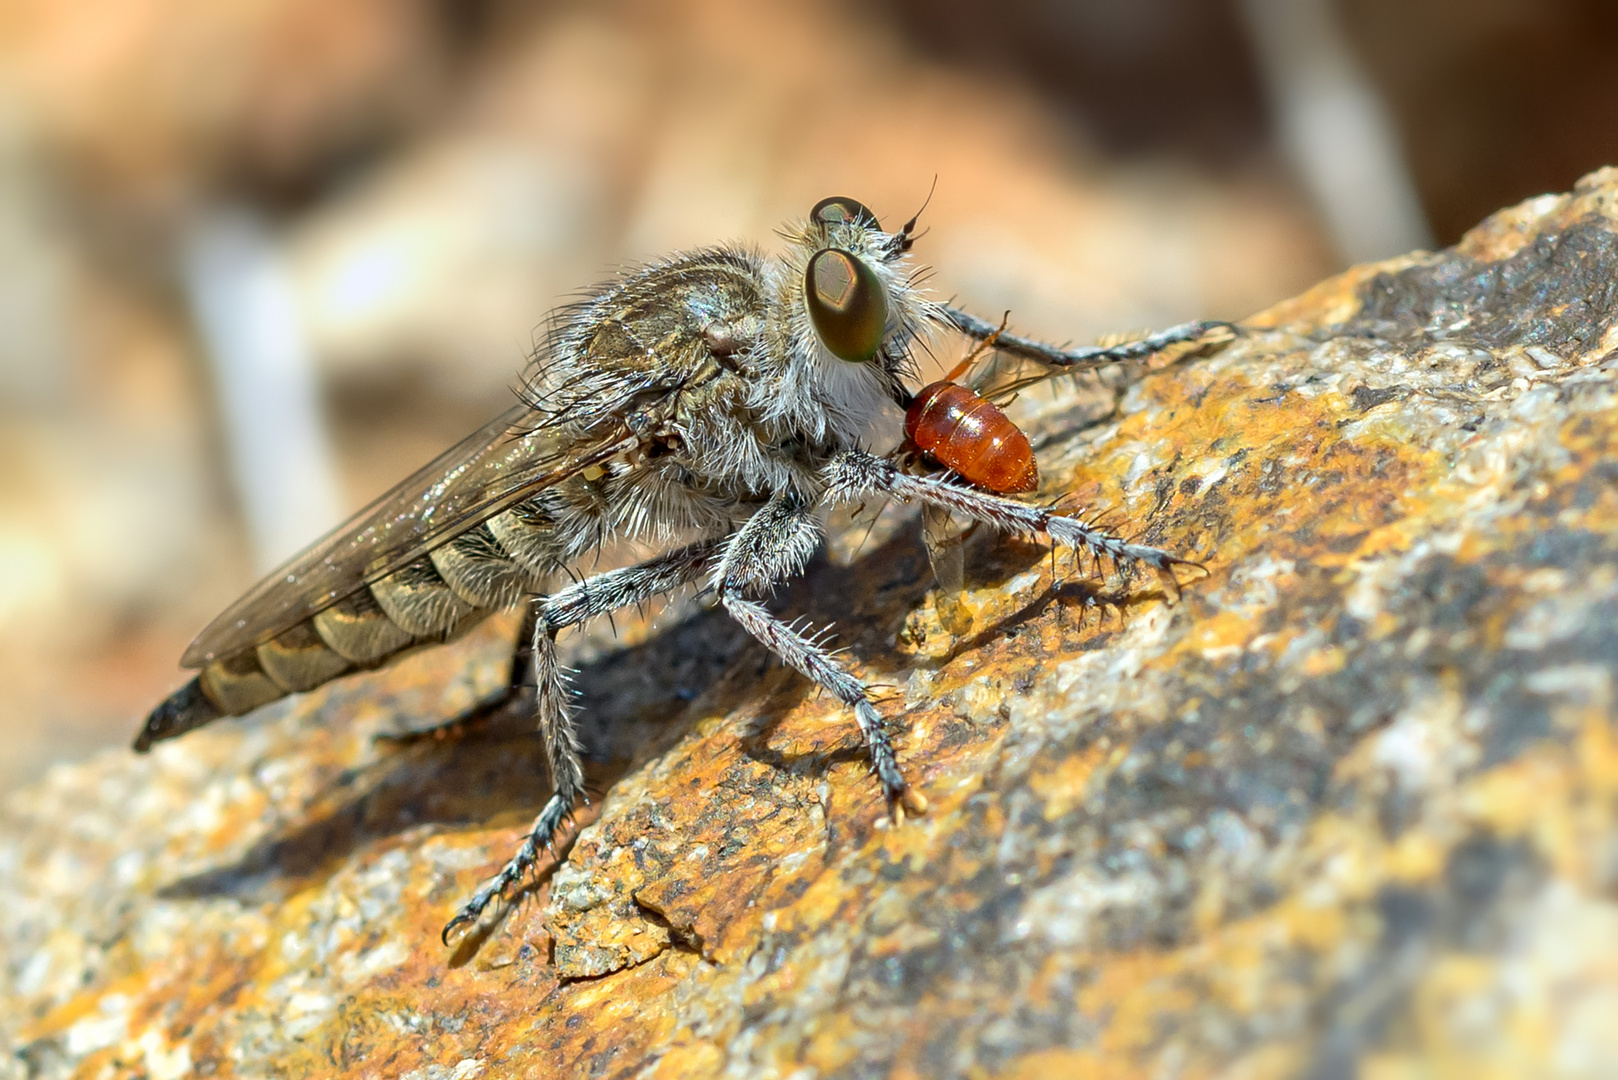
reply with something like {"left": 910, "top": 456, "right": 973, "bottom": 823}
{"left": 183, "top": 403, "right": 636, "bottom": 667}
{"left": 920, "top": 504, "right": 972, "bottom": 635}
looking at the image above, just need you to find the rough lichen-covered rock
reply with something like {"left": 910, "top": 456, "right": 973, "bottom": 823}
{"left": 7, "top": 170, "right": 1618, "bottom": 1079}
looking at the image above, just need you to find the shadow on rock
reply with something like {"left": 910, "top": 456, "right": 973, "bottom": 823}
{"left": 156, "top": 514, "right": 1155, "bottom": 906}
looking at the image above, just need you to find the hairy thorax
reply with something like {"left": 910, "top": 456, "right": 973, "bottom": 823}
{"left": 538, "top": 247, "right": 902, "bottom": 546}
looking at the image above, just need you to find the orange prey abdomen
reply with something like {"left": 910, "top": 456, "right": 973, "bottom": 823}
{"left": 904, "top": 381, "right": 1037, "bottom": 494}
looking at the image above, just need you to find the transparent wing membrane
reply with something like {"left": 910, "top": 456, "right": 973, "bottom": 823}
{"left": 921, "top": 504, "right": 972, "bottom": 636}
{"left": 184, "top": 403, "right": 634, "bottom": 666}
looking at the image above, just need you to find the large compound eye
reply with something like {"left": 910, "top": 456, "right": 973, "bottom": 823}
{"left": 810, "top": 196, "right": 881, "bottom": 232}
{"left": 805, "top": 247, "right": 888, "bottom": 363}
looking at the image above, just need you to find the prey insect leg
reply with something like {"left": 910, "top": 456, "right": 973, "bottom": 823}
{"left": 942, "top": 306, "right": 1235, "bottom": 373}
{"left": 824, "top": 450, "right": 1200, "bottom": 596}
{"left": 444, "top": 539, "right": 720, "bottom": 941}
{"left": 712, "top": 498, "right": 914, "bottom": 810}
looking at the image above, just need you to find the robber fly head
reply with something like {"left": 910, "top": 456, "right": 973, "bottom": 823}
{"left": 789, "top": 198, "right": 931, "bottom": 362}
{"left": 801, "top": 197, "right": 891, "bottom": 364}
{"left": 786, "top": 195, "right": 936, "bottom": 360}
{"left": 752, "top": 195, "right": 940, "bottom": 444}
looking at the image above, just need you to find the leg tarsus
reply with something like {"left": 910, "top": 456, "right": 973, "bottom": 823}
{"left": 442, "top": 790, "right": 574, "bottom": 945}
{"left": 826, "top": 449, "right": 1200, "bottom": 589}
{"left": 445, "top": 624, "right": 588, "bottom": 942}
{"left": 714, "top": 501, "right": 918, "bottom": 815}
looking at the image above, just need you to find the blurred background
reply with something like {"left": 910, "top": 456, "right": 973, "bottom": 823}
{"left": 1, "top": 0, "right": 1615, "bottom": 791}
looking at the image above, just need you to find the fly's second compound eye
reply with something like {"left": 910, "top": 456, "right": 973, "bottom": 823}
{"left": 810, "top": 196, "right": 881, "bottom": 232}
{"left": 805, "top": 248, "right": 888, "bottom": 363}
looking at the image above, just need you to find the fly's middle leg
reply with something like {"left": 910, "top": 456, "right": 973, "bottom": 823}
{"left": 444, "top": 539, "right": 720, "bottom": 941}
{"left": 712, "top": 497, "right": 921, "bottom": 816}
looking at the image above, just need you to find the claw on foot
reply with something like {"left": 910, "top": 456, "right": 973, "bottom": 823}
{"left": 890, "top": 785, "right": 929, "bottom": 823}
{"left": 441, "top": 909, "right": 478, "bottom": 947}
{"left": 442, "top": 874, "right": 524, "bottom": 947}
{"left": 1152, "top": 557, "right": 1209, "bottom": 603}
{"left": 1154, "top": 563, "right": 1184, "bottom": 603}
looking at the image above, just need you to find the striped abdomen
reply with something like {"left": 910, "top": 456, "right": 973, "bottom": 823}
{"left": 904, "top": 381, "right": 1037, "bottom": 494}
{"left": 135, "top": 502, "right": 562, "bottom": 750}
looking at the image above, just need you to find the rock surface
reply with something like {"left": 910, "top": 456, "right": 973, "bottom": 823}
{"left": 8, "top": 171, "right": 1618, "bottom": 1078}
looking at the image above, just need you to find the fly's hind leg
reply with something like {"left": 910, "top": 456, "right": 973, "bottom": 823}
{"left": 443, "top": 616, "right": 577, "bottom": 941}
{"left": 713, "top": 497, "right": 923, "bottom": 817}
{"left": 443, "top": 539, "right": 719, "bottom": 942}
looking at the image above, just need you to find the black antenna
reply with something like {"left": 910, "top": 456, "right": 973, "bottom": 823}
{"left": 900, "top": 176, "right": 938, "bottom": 250}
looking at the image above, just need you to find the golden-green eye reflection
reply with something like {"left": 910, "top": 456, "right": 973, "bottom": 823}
{"left": 805, "top": 247, "right": 887, "bottom": 363}
{"left": 810, "top": 196, "right": 881, "bottom": 232}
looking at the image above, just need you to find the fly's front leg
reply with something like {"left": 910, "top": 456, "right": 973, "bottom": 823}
{"left": 824, "top": 450, "right": 1201, "bottom": 596}
{"left": 712, "top": 498, "right": 921, "bottom": 815}
{"left": 444, "top": 539, "right": 720, "bottom": 942}
{"left": 942, "top": 305, "right": 1236, "bottom": 373}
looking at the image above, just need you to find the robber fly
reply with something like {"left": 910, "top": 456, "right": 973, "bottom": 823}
{"left": 134, "top": 195, "right": 1230, "bottom": 941}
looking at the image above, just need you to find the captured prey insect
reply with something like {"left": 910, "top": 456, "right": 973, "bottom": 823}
{"left": 898, "top": 312, "right": 1231, "bottom": 631}
{"left": 900, "top": 319, "right": 1042, "bottom": 633}
{"left": 902, "top": 318, "right": 1037, "bottom": 495}
{"left": 134, "top": 194, "right": 1232, "bottom": 942}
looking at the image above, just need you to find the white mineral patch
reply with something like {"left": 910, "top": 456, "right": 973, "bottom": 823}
{"left": 64, "top": 993, "right": 129, "bottom": 1055}
{"left": 280, "top": 990, "right": 337, "bottom": 1038}
{"left": 336, "top": 936, "right": 410, "bottom": 983}
{"left": 1013, "top": 865, "right": 1163, "bottom": 947}
{"left": 1370, "top": 683, "right": 1473, "bottom": 794}
{"left": 135, "top": 1027, "right": 193, "bottom": 1080}
{"left": 402, "top": 1060, "right": 487, "bottom": 1080}
{"left": 1505, "top": 592, "right": 1599, "bottom": 650}
{"left": 1523, "top": 664, "right": 1614, "bottom": 709}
